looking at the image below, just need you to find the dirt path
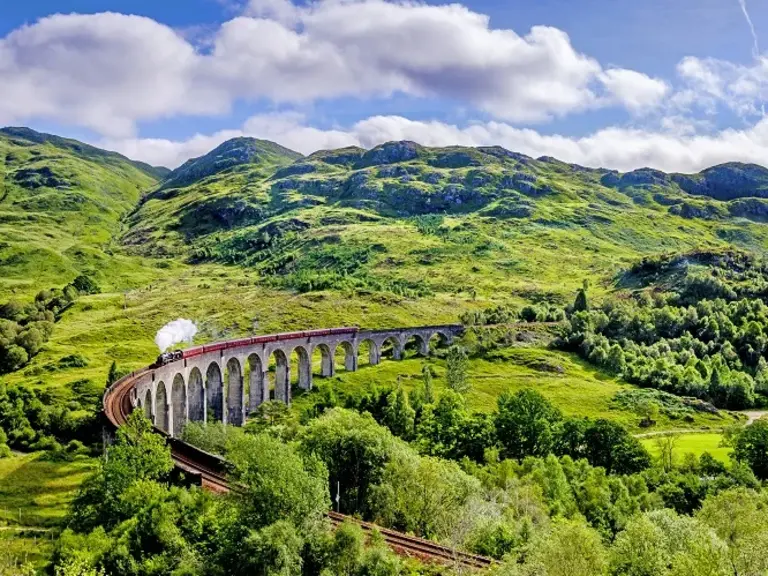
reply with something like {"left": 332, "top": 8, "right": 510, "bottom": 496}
{"left": 634, "top": 428, "right": 711, "bottom": 439}
{"left": 738, "top": 411, "right": 768, "bottom": 424}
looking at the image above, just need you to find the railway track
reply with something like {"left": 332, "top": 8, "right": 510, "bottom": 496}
{"left": 103, "top": 367, "right": 494, "bottom": 570}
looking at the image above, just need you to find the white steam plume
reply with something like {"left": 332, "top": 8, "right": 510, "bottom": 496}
{"left": 737, "top": 0, "right": 761, "bottom": 59}
{"left": 155, "top": 318, "right": 198, "bottom": 352}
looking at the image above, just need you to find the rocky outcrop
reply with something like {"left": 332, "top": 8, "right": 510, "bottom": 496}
{"left": 358, "top": 141, "right": 422, "bottom": 167}
{"left": 673, "top": 163, "right": 768, "bottom": 200}
{"left": 668, "top": 202, "right": 725, "bottom": 220}
{"left": 728, "top": 198, "right": 768, "bottom": 220}
{"left": 13, "top": 166, "right": 70, "bottom": 189}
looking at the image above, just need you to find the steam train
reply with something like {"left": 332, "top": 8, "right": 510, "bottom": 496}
{"left": 151, "top": 327, "right": 359, "bottom": 369}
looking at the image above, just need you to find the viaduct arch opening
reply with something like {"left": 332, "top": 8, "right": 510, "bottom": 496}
{"left": 143, "top": 389, "right": 153, "bottom": 421}
{"left": 272, "top": 349, "right": 290, "bottom": 403}
{"left": 247, "top": 354, "right": 265, "bottom": 415}
{"left": 334, "top": 341, "right": 357, "bottom": 372}
{"left": 188, "top": 368, "right": 204, "bottom": 423}
{"left": 226, "top": 358, "right": 244, "bottom": 426}
{"left": 155, "top": 381, "right": 169, "bottom": 433}
{"left": 292, "top": 346, "right": 312, "bottom": 390}
{"left": 313, "top": 344, "right": 334, "bottom": 377}
{"left": 357, "top": 339, "right": 380, "bottom": 367}
{"left": 206, "top": 362, "right": 223, "bottom": 422}
{"left": 171, "top": 373, "right": 186, "bottom": 437}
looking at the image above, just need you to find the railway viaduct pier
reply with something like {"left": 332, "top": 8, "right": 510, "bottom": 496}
{"left": 131, "top": 324, "right": 463, "bottom": 438}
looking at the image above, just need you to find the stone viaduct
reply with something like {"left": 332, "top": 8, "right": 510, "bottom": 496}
{"left": 130, "top": 324, "right": 463, "bottom": 438}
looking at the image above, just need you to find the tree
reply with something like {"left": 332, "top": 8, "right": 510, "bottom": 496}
{"left": 368, "top": 450, "right": 481, "bottom": 539}
{"left": 732, "top": 419, "right": 768, "bottom": 479}
{"left": 697, "top": 488, "right": 768, "bottom": 576}
{"left": 446, "top": 345, "right": 470, "bottom": 394}
{"left": 573, "top": 288, "right": 589, "bottom": 313}
{"left": 582, "top": 419, "right": 651, "bottom": 474}
{"left": 227, "top": 432, "right": 329, "bottom": 529}
{"left": 106, "top": 361, "right": 119, "bottom": 387}
{"left": 236, "top": 520, "right": 304, "bottom": 576}
{"left": 299, "top": 408, "right": 400, "bottom": 515}
{"left": 655, "top": 433, "right": 679, "bottom": 472}
{"left": 609, "top": 514, "right": 667, "bottom": 576}
{"left": 382, "top": 388, "right": 415, "bottom": 440}
{"left": 70, "top": 275, "right": 100, "bottom": 295}
{"left": 523, "top": 519, "right": 607, "bottom": 576}
{"left": 421, "top": 364, "right": 434, "bottom": 404}
{"left": 70, "top": 411, "right": 173, "bottom": 532}
{"left": 495, "top": 389, "right": 562, "bottom": 460}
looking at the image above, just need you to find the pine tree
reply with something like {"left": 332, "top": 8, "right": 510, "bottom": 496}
{"left": 573, "top": 288, "right": 589, "bottom": 312}
{"left": 422, "top": 364, "right": 435, "bottom": 404}
{"left": 107, "top": 360, "right": 119, "bottom": 387}
{"left": 446, "top": 345, "right": 470, "bottom": 394}
{"left": 383, "top": 388, "right": 415, "bottom": 439}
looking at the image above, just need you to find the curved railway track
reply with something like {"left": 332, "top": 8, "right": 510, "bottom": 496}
{"left": 104, "top": 364, "right": 494, "bottom": 570}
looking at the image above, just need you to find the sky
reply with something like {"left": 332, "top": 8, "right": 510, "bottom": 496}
{"left": 2, "top": 0, "right": 768, "bottom": 171}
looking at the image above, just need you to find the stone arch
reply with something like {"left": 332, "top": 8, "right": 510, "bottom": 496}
{"left": 271, "top": 349, "right": 290, "bottom": 403}
{"left": 206, "top": 362, "right": 224, "bottom": 422}
{"left": 428, "top": 331, "right": 451, "bottom": 354}
{"left": 380, "top": 336, "right": 403, "bottom": 360}
{"left": 334, "top": 341, "right": 357, "bottom": 372}
{"left": 155, "top": 381, "right": 169, "bottom": 433}
{"left": 143, "top": 389, "right": 153, "bottom": 421}
{"left": 171, "top": 373, "right": 186, "bottom": 437}
{"left": 313, "top": 343, "right": 334, "bottom": 377}
{"left": 358, "top": 339, "right": 380, "bottom": 366}
{"left": 292, "top": 346, "right": 312, "bottom": 390}
{"left": 226, "top": 358, "right": 244, "bottom": 426}
{"left": 403, "top": 333, "right": 428, "bottom": 357}
{"left": 247, "top": 354, "right": 265, "bottom": 414}
{"left": 188, "top": 368, "right": 205, "bottom": 423}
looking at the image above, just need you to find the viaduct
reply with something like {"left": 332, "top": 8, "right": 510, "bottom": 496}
{"left": 131, "top": 324, "right": 464, "bottom": 437}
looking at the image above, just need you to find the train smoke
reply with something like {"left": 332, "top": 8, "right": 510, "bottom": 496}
{"left": 155, "top": 318, "right": 198, "bottom": 352}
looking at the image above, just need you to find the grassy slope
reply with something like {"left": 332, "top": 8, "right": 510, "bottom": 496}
{"left": 641, "top": 433, "right": 731, "bottom": 464}
{"left": 0, "top": 452, "right": 96, "bottom": 568}
{"left": 0, "top": 129, "right": 159, "bottom": 295}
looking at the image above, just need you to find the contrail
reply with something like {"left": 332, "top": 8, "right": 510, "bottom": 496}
{"left": 737, "top": 0, "right": 761, "bottom": 59}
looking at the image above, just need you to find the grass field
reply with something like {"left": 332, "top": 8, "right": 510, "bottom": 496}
{"left": 293, "top": 346, "right": 739, "bottom": 433}
{"left": 0, "top": 452, "right": 97, "bottom": 568}
{"left": 642, "top": 433, "right": 731, "bottom": 464}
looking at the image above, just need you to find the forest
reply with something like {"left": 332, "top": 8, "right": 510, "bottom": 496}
{"left": 45, "top": 368, "right": 768, "bottom": 576}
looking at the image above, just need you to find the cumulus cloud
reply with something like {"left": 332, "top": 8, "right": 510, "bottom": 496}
{"left": 599, "top": 68, "right": 669, "bottom": 112}
{"left": 0, "top": 12, "right": 228, "bottom": 138}
{"left": 101, "top": 111, "right": 768, "bottom": 173}
{"left": 0, "top": 2, "right": 667, "bottom": 135}
{"left": 674, "top": 55, "right": 768, "bottom": 119}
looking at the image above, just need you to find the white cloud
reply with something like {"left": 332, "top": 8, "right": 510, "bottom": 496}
{"left": 0, "top": 12, "right": 228, "bottom": 138}
{"left": 101, "top": 111, "right": 768, "bottom": 174}
{"left": 599, "top": 68, "right": 669, "bottom": 112}
{"left": 674, "top": 55, "right": 768, "bottom": 119}
{"left": 0, "top": 2, "right": 668, "bottom": 135}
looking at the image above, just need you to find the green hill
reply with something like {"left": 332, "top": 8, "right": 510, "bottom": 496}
{"left": 126, "top": 139, "right": 768, "bottom": 305}
{"left": 0, "top": 127, "right": 162, "bottom": 295}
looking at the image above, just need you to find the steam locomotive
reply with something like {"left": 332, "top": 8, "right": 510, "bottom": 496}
{"left": 150, "top": 327, "right": 360, "bottom": 369}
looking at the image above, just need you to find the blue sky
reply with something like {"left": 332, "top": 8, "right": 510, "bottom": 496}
{"left": 1, "top": 0, "right": 768, "bottom": 170}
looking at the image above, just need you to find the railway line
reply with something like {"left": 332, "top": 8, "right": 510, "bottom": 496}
{"left": 103, "top": 355, "right": 494, "bottom": 570}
